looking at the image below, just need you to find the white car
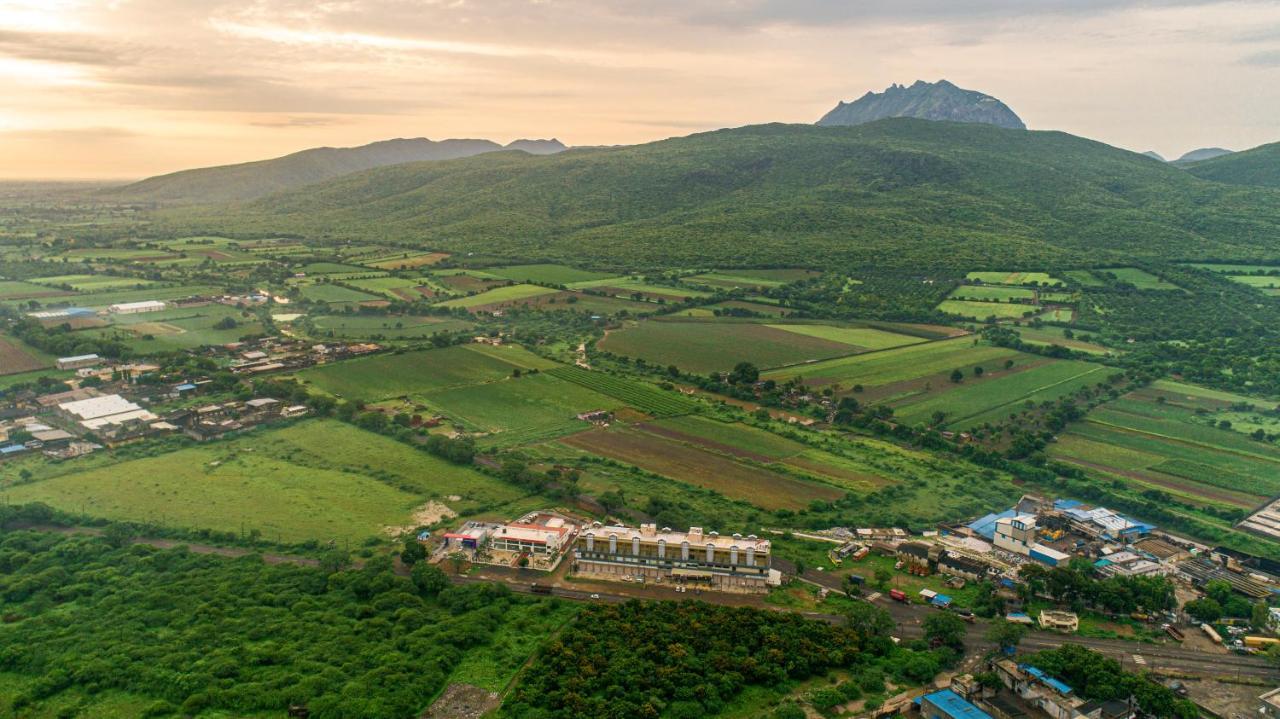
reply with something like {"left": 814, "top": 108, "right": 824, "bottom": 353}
{"left": 590, "top": 593, "right": 600, "bottom": 600}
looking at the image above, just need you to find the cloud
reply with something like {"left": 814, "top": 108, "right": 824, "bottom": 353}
{"left": 250, "top": 115, "right": 348, "bottom": 128}
{"left": 0, "top": 29, "right": 133, "bottom": 66}
{"left": 1241, "top": 49, "right": 1280, "bottom": 66}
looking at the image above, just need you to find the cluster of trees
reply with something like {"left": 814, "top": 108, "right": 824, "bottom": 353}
{"left": 1027, "top": 645, "right": 1198, "bottom": 718}
{"left": 0, "top": 528, "right": 543, "bottom": 718}
{"left": 504, "top": 599, "right": 956, "bottom": 719}
{"left": 1183, "top": 579, "right": 1271, "bottom": 626}
{"left": 9, "top": 317, "right": 132, "bottom": 360}
{"left": 1018, "top": 560, "right": 1175, "bottom": 614}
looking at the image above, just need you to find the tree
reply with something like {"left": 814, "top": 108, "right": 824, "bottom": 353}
{"left": 102, "top": 522, "right": 134, "bottom": 549}
{"left": 873, "top": 567, "right": 893, "bottom": 590}
{"left": 986, "top": 619, "right": 1026, "bottom": 652}
{"left": 923, "top": 612, "right": 967, "bottom": 649}
{"left": 950, "top": 369, "right": 964, "bottom": 383}
{"left": 973, "top": 365, "right": 984, "bottom": 377}
{"left": 844, "top": 600, "right": 894, "bottom": 641}
{"left": 410, "top": 562, "right": 449, "bottom": 597}
{"left": 728, "top": 361, "right": 759, "bottom": 385}
{"left": 1251, "top": 601, "right": 1271, "bottom": 631}
{"left": 400, "top": 538, "right": 427, "bottom": 566}
{"left": 1183, "top": 598, "right": 1222, "bottom": 623}
{"left": 319, "top": 550, "right": 349, "bottom": 574}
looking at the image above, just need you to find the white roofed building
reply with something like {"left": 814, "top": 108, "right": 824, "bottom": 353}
{"left": 108, "top": 300, "right": 166, "bottom": 314}
{"left": 575, "top": 523, "right": 773, "bottom": 593}
{"left": 58, "top": 394, "right": 157, "bottom": 431}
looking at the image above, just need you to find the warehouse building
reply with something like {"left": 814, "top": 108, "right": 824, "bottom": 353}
{"left": 57, "top": 394, "right": 157, "bottom": 431}
{"left": 574, "top": 523, "right": 776, "bottom": 593}
{"left": 108, "top": 300, "right": 166, "bottom": 314}
{"left": 56, "top": 354, "right": 102, "bottom": 370}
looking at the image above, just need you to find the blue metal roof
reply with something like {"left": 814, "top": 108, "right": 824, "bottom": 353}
{"left": 1020, "top": 665, "right": 1072, "bottom": 695}
{"left": 967, "top": 509, "right": 1017, "bottom": 540}
{"left": 932, "top": 594, "right": 953, "bottom": 606}
{"left": 920, "top": 690, "right": 993, "bottom": 719}
{"left": 175, "top": 383, "right": 197, "bottom": 391}
{"left": 0, "top": 444, "right": 27, "bottom": 454}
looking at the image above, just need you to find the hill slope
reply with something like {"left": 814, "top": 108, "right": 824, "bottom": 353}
{"left": 107, "top": 137, "right": 517, "bottom": 203}
{"left": 818, "top": 80, "right": 1025, "bottom": 130}
{"left": 167, "top": 119, "right": 1280, "bottom": 270}
{"left": 1184, "top": 141, "right": 1280, "bottom": 188}
{"left": 1173, "top": 147, "right": 1233, "bottom": 165}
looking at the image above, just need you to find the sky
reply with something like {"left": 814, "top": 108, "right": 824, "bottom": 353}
{"left": 2, "top": 0, "right": 1280, "bottom": 180}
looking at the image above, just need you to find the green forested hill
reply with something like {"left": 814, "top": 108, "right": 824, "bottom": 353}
{"left": 165, "top": 119, "right": 1280, "bottom": 270}
{"left": 1185, "top": 141, "right": 1280, "bottom": 188}
{"left": 107, "top": 137, "right": 505, "bottom": 204}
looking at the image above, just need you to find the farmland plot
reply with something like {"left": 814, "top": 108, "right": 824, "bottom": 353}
{"left": 597, "top": 319, "right": 859, "bottom": 373}
{"left": 298, "top": 344, "right": 547, "bottom": 400}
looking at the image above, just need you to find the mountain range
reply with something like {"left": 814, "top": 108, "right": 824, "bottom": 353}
{"left": 164, "top": 118, "right": 1280, "bottom": 271}
{"left": 107, "top": 137, "right": 566, "bottom": 204}
{"left": 1184, "top": 141, "right": 1280, "bottom": 188}
{"left": 817, "top": 80, "right": 1026, "bottom": 130}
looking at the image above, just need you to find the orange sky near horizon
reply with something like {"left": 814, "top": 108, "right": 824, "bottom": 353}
{"left": 2, "top": 0, "right": 1279, "bottom": 180}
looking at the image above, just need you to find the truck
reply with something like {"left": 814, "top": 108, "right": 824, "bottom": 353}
{"left": 530, "top": 583, "right": 552, "bottom": 595}
{"left": 1244, "top": 636, "right": 1280, "bottom": 650}
{"left": 889, "top": 589, "right": 908, "bottom": 603}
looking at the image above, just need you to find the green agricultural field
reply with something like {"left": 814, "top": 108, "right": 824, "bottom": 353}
{"left": 299, "top": 283, "right": 382, "bottom": 304}
{"left": 1095, "top": 267, "right": 1182, "bottom": 290}
{"left": 597, "top": 319, "right": 859, "bottom": 373}
{"left": 765, "top": 324, "right": 927, "bottom": 350}
{"left": 0, "top": 420, "right": 530, "bottom": 542}
{"left": 422, "top": 373, "right": 623, "bottom": 447}
{"left": 29, "top": 274, "right": 157, "bottom": 291}
{"left": 484, "top": 264, "right": 619, "bottom": 285}
{"left": 685, "top": 269, "right": 817, "bottom": 289}
{"left": 1039, "top": 292, "right": 1077, "bottom": 303}
{"left": 340, "top": 276, "right": 430, "bottom": 300}
{"left": 62, "top": 284, "right": 223, "bottom": 309}
{"left": 548, "top": 366, "right": 699, "bottom": 416}
{"left": 297, "top": 344, "right": 549, "bottom": 400}
{"left": 947, "top": 285, "right": 1036, "bottom": 302}
{"left": 299, "top": 262, "right": 370, "bottom": 274}
{"left": 570, "top": 278, "right": 714, "bottom": 300}
{"left": 1036, "top": 307, "right": 1076, "bottom": 323}
{"left": 437, "top": 283, "right": 559, "bottom": 309}
{"left": 895, "top": 360, "right": 1107, "bottom": 428}
{"left": 363, "top": 251, "right": 449, "bottom": 269}
{"left": 709, "top": 300, "right": 791, "bottom": 317}
{"left": 937, "top": 299, "right": 1039, "bottom": 320}
{"left": 0, "top": 280, "right": 69, "bottom": 300}
{"left": 965, "top": 271, "right": 1064, "bottom": 286}
{"left": 310, "top": 314, "right": 473, "bottom": 339}
{"left": 763, "top": 336, "right": 1019, "bottom": 391}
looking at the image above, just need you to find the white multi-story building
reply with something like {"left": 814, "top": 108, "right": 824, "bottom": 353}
{"left": 574, "top": 523, "right": 775, "bottom": 593}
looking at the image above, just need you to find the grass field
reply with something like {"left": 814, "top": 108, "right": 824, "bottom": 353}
{"left": 1095, "top": 267, "right": 1182, "bottom": 290}
{"left": 299, "top": 262, "right": 370, "bottom": 275}
{"left": 1184, "top": 263, "right": 1280, "bottom": 274}
{"left": 765, "top": 324, "right": 926, "bottom": 350}
{"left": 560, "top": 426, "right": 845, "bottom": 510}
{"left": 947, "top": 285, "right": 1036, "bottom": 302}
{"left": 1015, "top": 326, "right": 1111, "bottom": 355}
{"left": 67, "top": 284, "right": 224, "bottom": 309}
{"left": 965, "top": 271, "right": 1064, "bottom": 286}
{"left": 709, "top": 300, "right": 792, "bottom": 317}
{"left": 763, "top": 336, "right": 1019, "bottom": 391}
{"left": 483, "top": 264, "right": 618, "bottom": 285}
{"left": 597, "top": 319, "right": 860, "bottom": 373}
{"left": 937, "top": 299, "right": 1039, "bottom": 319}
{"left": 299, "top": 283, "right": 383, "bottom": 304}
{"left": 297, "top": 344, "right": 551, "bottom": 400}
{"left": 437, "top": 284, "right": 559, "bottom": 309}
{"left": 340, "top": 276, "right": 425, "bottom": 299}
{"left": 685, "top": 269, "right": 817, "bottom": 289}
{"left": 1224, "top": 274, "right": 1280, "bottom": 295}
{"left": 73, "top": 306, "right": 264, "bottom": 353}
{"left": 0, "top": 421, "right": 530, "bottom": 542}
{"left": 893, "top": 360, "right": 1108, "bottom": 428}
{"left": 0, "top": 335, "right": 53, "bottom": 375}
{"left": 1036, "top": 307, "right": 1076, "bottom": 323}
{"left": 1063, "top": 270, "right": 1105, "bottom": 287}
{"left": 310, "top": 314, "right": 473, "bottom": 339}
{"left": 569, "top": 278, "right": 714, "bottom": 301}
{"left": 421, "top": 373, "right": 624, "bottom": 447}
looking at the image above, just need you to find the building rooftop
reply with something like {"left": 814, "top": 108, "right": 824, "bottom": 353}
{"left": 1020, "top": 664, "right": 1073, "bottom": 695}
{"left": 57, "top": 353, "right": 100, "bottom": 363}
{"left": 582, "top": 523, "right": 770, "bottom": 551}
{"left": 967, "top": 509, "right": 1018, "bottom": 540}
{"left": 917, "top": 690, "right": 993, "bottom": 719}
{"left": 58, "top": 394, "right": 142, "bottom": 420}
